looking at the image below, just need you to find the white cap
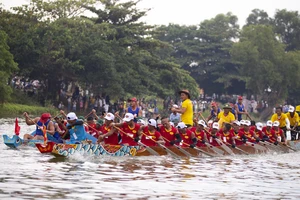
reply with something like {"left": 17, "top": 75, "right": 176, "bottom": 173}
{"left": 233, "top": 121, "right": 240, "bottom": 126}
{"left": 289, "top": 106, "right": 295, "bottom": 112}
{"left": 123, "top": 113, "right": 134, "bottom": 122}
{"left": 197, "top": 120, "right": 207, "bottom": 127}
{"left": 177, "top": 122, "right": 187, "bottom": 129}
{"left": 240, "top": 120, "right": 246, "bottom": 125}
{"left": 273, "top": 121, "right": 280, "bottom": 127}
{"left": 208, "top": 120, "right": 213, "bottom": 125}
{"left": 137, "top": 119, "right": 146, "bottom": 125}
{"left": 266, "top": 120, "right": 273, "bottom": 127}
{"left": 67, "top": 112, "right": 77, "bottom": 120}
{"left": 148, "top": 119, "right": 157, "bottom": 128}
{"left": 256, "top": 122, "right": 263, "bottom": 131}
{"left": 212, "top": 122, "right": 219, "bottom": 130}
{"left": 172, "top": 104, "right": 179, "bottom": 109}
{"left": 104, "top": 113, "right": 115, "bottom": 121}
{"left": 170, "top": 122, "right": 175, "bottom": 127}
{"left": 244, "top": 120, "right": 251, "bottom": 126}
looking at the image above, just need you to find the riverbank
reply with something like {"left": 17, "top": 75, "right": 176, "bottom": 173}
{"left": 0, "top": 103, "right": 57, "bottom": 118}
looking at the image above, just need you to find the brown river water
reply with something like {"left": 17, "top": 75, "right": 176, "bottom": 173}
{"left": 1, "top": 118, "right": 300, "bottom": 200}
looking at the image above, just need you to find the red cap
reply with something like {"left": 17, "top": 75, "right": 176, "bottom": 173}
{"left": 131, "top": 97, "right": 137, "bottom": 102}
{"left": 211, "top": 102, "right": 217, "bottom": 107}
{"left": 40, "top": 113, "right": 51, "bottom": 123}
{"left": 238, "top": 96, "right": 243, "bottom": 100}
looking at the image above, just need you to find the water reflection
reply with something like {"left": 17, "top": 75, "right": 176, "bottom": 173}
{"left": 1, "top": 119, "right": 300, "bottom": 199}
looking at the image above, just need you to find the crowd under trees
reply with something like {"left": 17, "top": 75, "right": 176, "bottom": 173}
{"left": 1, "top": 0, "right": 300, "bottom": 109}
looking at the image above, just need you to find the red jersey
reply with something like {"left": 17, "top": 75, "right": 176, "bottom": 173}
{"left": 262, "top": 127, "right": 277, "bottom": 142}
{"left": 160, "top": 126, "right": 179, "bottom": 146}
{"left": 237, "top": 129, "right": 256, "bottom": 143}
{"left": 253, "top": 130, "right": 263, "bottom": 139}
{"left": 87, "top": 123, "right": 100, "bottom": 138}
{"left": 141, "top": 127, "right": 161, "bottom": 146}
{"left": 101, "top": 124, "right": 119, "bottom": 145}
{"left": 207, "top": 131, "right": 221, "bottom": 146}
{"left": 190, "top": 127, "right": 206, "bottom": 147}
{"left": 219, "top": 129, "right": 235, "bottom": 145}
{"left": 250, "top": 126, "right": 256, "bottom": 132}
{"left": 120, "top": 123, "right": 140, "bottom": 146}
{"left": 272, "top": 128, "right": 284, "bottom": 141}
{"left": 180, "top": 129, "right": 194, "bottom": 147}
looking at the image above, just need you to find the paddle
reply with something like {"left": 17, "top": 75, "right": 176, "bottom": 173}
{"left": 113, "top": 126, "right": 160, "bottom": 156}
{"left": 42, "top": 124, "right": 47, "bottom": 145}
{"left": 222, "top": 141, "right": 250, "bottom": 155}
{"left": 235, "top": 138, "right": 267, "bottom": 151}
{"left": 203, "top": 142, "right": 224, "bottom": 156}
{"left": 160, "top": 136, "right": 193, "bottom": 157}
{"left": 179, "top": 140, "right": 217, "bottom": 157}
{"left": 140, "top": 132, "right": 181, "bottom": 159}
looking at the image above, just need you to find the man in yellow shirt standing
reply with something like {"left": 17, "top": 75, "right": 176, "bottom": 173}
{"left": 171, "top": 89, "right": 193, "bottom": 127}
{"left": 215, "top": 104, "right": 235, "bottom": 128}
{"left": 270, "top": 106, "right": 290, "bottom": 138}
{"left": 286, "top": 106, "right": 299, "bottom": 140}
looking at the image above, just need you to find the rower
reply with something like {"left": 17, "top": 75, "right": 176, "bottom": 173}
{"left": 219, "top": 123, "right": 236, "bottom": 148}
{"left": 176, "top": 122, "right": 197, "bottom": 148}
{"left": 232, "top": 121, "right": 240, "bottom": 136}
{"left": 138, "top": 119, "right": 165, "bottom": 146}
{"left": 237, "top": 120, "right": 260, "bottom": 144}
{"left": 23, "top": 112, "right": 55, "bottom": 140}
{"left": 286, "top": 106, "right": 299, "bottom": 141}
{"left": 215, "top": 104, "right": 236, "bottom": 128}
{"left": 206, "top": 102, "right": 220, "bottom": 122}
{"left": 234, "top": 96, "right": 248, "bottom": 121}
{"left": 171, "top": 89, "right": 193, "bottom": 127}
{"left": 160, "top": 117, "right": 182, "bottom": 146}
{"left": 97, "top": 113, "right": 119, "bottom": 145}
{"left": 253, "top": 122, "right": 268, "bottom": 141}
{"left": 110, "top": 113, "right": 140, "bottom": 146}
{"left": 207, "top": 122, "right": 221, "bottom": 146}
{"left": 272, "top": 121, "right": 286, "bottom": 144}
{"left": 86, "top": 116, "right": 100, "bottom": 139}
{"left": 270, "top": 107, "right": 290, "bottom": 138}
{"left": 262, "top": 120, "right": 278, "bottom": 145}
{"left": 190, "top": 120, "right": 208, "bottom": 147}
{"left": 65, "top": 112, "right": 87, "bottom": 143}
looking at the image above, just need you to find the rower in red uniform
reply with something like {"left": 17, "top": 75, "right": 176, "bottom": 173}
{"left": 160, "top": 117, "right": 181, "bottom": 146}
{"left": 112, "top": 113, "right": 140, "bottom": 146}
{"left": 190, "top": 120, "right": 208, "bottom": 147}
{"left": 207, "top": 122, "right": 222, "bottom": 146}
{"left": 237, "top": 120, "right": 260, "bottom": 144}
{"left": 232, "top": 121, "right": 240, "bottom": 136}
{"left": 176, "top": 122, "right": 197, "bottom": 148}
{"left": 97, "top": 113, "right": 119, "bottom": 145}
{"left": 272, "top": 121, "right": 286, "bottom": 144}
{"left": 219, "top": 123, "right": 236, "bottom": 148}
{"left": 262, "top": 120, "right": 279, "bottom": 145}
{"left": 86, "top": 116, "right": 100, "bottom": 138}
{"left": 139, "top": 119, "right": 165, "bottom": 146}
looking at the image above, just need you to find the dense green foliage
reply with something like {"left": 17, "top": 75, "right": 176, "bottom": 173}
{"left": 1, "top": 1, "right": 300, "bottom": 107}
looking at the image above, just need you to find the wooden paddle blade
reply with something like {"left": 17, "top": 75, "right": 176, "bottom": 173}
{"left": 138, "top": 142, "right": 160, "bottom": 156}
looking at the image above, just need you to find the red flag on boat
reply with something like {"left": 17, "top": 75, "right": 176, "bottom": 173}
{"left": 43, "top": 125, "right": 47, "bottom": 145}
{"left": 15, "top": 118, "right": 20, "bottom": 135}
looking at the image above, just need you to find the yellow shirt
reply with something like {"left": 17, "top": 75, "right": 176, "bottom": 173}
{"left": 296, "top": 105, "right": 300, "bottom": 112}
{"left": 286, "top": 112, "right": 299, "bottom": 127}
{"left": 181, "top": 99, "right": 193, "bottom": 126}
{"left": 217, "top": 111, "right": 235, "bottom": 127}
{"left": 271, "top": 113, "right": 288, "bottom": 128}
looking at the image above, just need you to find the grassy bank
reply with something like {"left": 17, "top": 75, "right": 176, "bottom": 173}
{"left": 0, "top": 103, "right": 57, "bottom": 118}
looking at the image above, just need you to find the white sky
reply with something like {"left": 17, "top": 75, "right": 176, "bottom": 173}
{"left": 1, "top": 0, "right": 300, "bottom": 26}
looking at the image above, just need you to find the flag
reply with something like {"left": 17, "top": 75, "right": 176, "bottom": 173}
{"left": 43, "top": 125, "right": 47, "bottom": 145}
{"left": 15, "top": 118, "right": 20, "bottom": 136}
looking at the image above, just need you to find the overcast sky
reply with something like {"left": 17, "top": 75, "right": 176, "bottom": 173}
{"left": 2, "top": 0, "right": 300, "bottom": 26}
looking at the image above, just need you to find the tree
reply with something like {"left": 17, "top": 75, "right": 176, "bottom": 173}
{"left": 245, "top": 9, "right": 272, "bottom": 26}
{"left": 274, "top": 9, "right": 300, "bottom": 51}
{"left": 0, "top": 30, "right": 18, "bottom": 103}
{"left": 230, "top": 25, "right": 300, "bottom": 106}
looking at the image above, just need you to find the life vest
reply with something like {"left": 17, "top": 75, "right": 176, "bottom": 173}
{"left": 236, "top": 103, "right": 245, "bottom": 121}
{"left": 35, "top": 120, "right": 50, "bottom": 136}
